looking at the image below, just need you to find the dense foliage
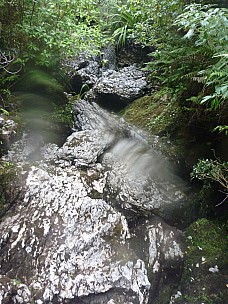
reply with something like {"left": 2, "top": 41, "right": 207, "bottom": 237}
{"left": 0, "top": 0, "right": 106, "bottom": 112}
{"left": 106, "top": 0, "right": 184, "bottom": 47}
{"left": 107, "top": 0, "right": 228, "bottom": 197}
{"left": 148, "top": 3, "right": 228, "bottom": 197}
{"left": 0, "top": 0, "right": 105, "bottom": 61}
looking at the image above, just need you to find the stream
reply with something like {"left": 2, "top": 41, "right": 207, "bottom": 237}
{"left": 0, "top": 97, "right": 197, "bottom": 304}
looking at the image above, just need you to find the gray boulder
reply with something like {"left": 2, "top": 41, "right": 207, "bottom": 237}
{"left": 64, "top": 45, "right": 117, "bottom": 95}
{"left": 87, "top": 66, "right": 148, "bottom": 110}
{"left": 64, "top": 48, "right": 148, "bottom": 111}
{"left": 64, "top": 54, "right": 101, "bottom": 94}
{"left": 0, "top": 162, "right": 150, "bottom": 303}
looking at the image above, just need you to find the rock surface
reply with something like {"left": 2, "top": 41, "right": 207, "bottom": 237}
{"left": 64, "top": 48, "right": 148, "bottom": 111}
{"left": 0, "top": 115, "right": 18, "bottom": 155}
{"left": 68, "top": 56, "right": 101, "bottom": 94}
{"left": 88, "top": 66, "right": 148, "bottom": 109}
{"left": 64, "top": 45, "right": 117, "bottom": 95}
{"left": 0, "top": 100, "right": 188, "bottom": 303}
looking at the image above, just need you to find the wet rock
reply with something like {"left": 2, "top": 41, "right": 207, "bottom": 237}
{"left": 73, "top": 100, "right": 193, "bottom": 227}
{"left": 102, "top": 138, "right": 190, "bottom": 226}
{"left": 0, "top": 164, "right": 150, "bottom": 303}
{"left": 87, "top": 66, "right": 148, "bottom": 111}
{"left": 117, "top": 40, "right": 154, "bottom": 68}
{"left": 101, "top": 44, "right": 117, "bottom": 71}
{"left": 3, "top": 133, "right": 45, "bottom": 163}
{"left": 73, "top": 99, "right": 122, "bottom": 132}
{"left": 64, "top": 44, "right": 118, "bottom": 95}
{"left": 129, "top": 217, "right": 184, "bottom": 303}
{"left": 0, "top": 275, "right": 32, "bottom": 304}
{"left": 63, "top": 45, "right": 149, "bottom": 111}
{"left": 0, "top": 115, "right": 18, "bottom": 155}
{"left": 56, "top": 130, "right": 115, "bottom": 167}
{"left": 64, "top": 54, "right": 101, "bottom": 94}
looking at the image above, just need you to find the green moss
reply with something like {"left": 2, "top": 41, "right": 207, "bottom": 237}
{"left": 185, "top": 218, "right": 227, "bottom": 267}
{"left": 52, "top": 101, "right": 73, "bottom": 128}
{"left": 12, "top": 278, "right": 22, "bottom": 285}
{"left": 123, "top": 89, "right": 190, "bottom": 164}
{"left": 153, "top": 285, "right": 176, "bottom": 304}
{"left": 174, "top": 218, "right": 228, "bottom": 304}
{"left": 175, "top": 292, "right": 225, "bottom": 304}
{"left": 124, "top": 88, "right": 183, "bottom": 135}
{"left": 0, "top": 161, "right": 18, "bottom": 209}
{"left": 124, "top": 95, "right": 159, "bottom": 129}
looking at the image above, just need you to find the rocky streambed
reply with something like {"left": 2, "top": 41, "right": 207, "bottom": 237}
{"left": 0, "top": 96, "right": 195, "bottom": 303}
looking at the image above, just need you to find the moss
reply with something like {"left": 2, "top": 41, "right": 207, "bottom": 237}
{"left": 124, "top": 95, "right": 160, "bottom": 129}
{"left": 175, "top": 292, "right": 225, "bottom": 304}
{"left": 52, "top": 101, "right": 73, "bottom": 128}
{"left": 174, "top": 218, "right": 228, "bottom": 304}
{"left": 89, "top": 189, "right": 103, "bottom": 199}
{"left": 123, "top": 90, "right": 190, "bottom": 165}
{"left": 0, "top": 161, "right": 18, "bottom": 209}
{"left": 124, "top": 88, "right": 227, "bottom": 170}
{"left": 124, "top": 88, "right": 183, "bottom": 135}
{"left": 153, "top": 285, "right": 177, "bottom": 304}
{"left": 185, "top": 218, "right": 227, "bottom": 267}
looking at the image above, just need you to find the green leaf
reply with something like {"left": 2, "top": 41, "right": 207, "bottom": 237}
{"left": 200, "top": 95, "right": 213, "bottom": 103}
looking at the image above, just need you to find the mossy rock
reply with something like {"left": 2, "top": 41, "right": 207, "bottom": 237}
{"left": 0, "top": 161, "right": 19, "bottom": 216}
{"left": 123, "top": 89, "right": 227, "bottom": 168}
{"left": 173, "top": 218, "right": 228, "bottom": 303}
{"left": 123, "top": 90, "right": 191, "bottom": 165}
{"left": 124, "top": 89, "right": 183, "bottom": 135}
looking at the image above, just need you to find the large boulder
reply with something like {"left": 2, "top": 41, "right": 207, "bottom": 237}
{"left": 87, "top": 66, "right": 148, "bottom": 111}
{"left": 0, "top": 165, "right": 151, "bottom": 303}
{"left": 64, "top": 54, "right": 101, "bottom": 94}
{"left": 63, "top": 45, "right": 149, "bottom": 111}
{"left": 64, "top": 45, "right": 117, "bottom": 95}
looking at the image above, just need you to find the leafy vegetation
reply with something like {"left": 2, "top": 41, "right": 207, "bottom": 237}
{"left": 0, "top": 0, "right": 105, "bottom": 63}
{"left": 107, "top": 0, "right": 184, "bottom": 47}
{"left": 191, "top": 158, "right": 228, "bottom": 206}
{"left": 0, "top": 0, "right": 107, "bottom": 112}
{"left": 145, "top": 3, "right": 228, "bottom": 115}
{"left": 174, "top": 4, "right": 228, "bottom": 110}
